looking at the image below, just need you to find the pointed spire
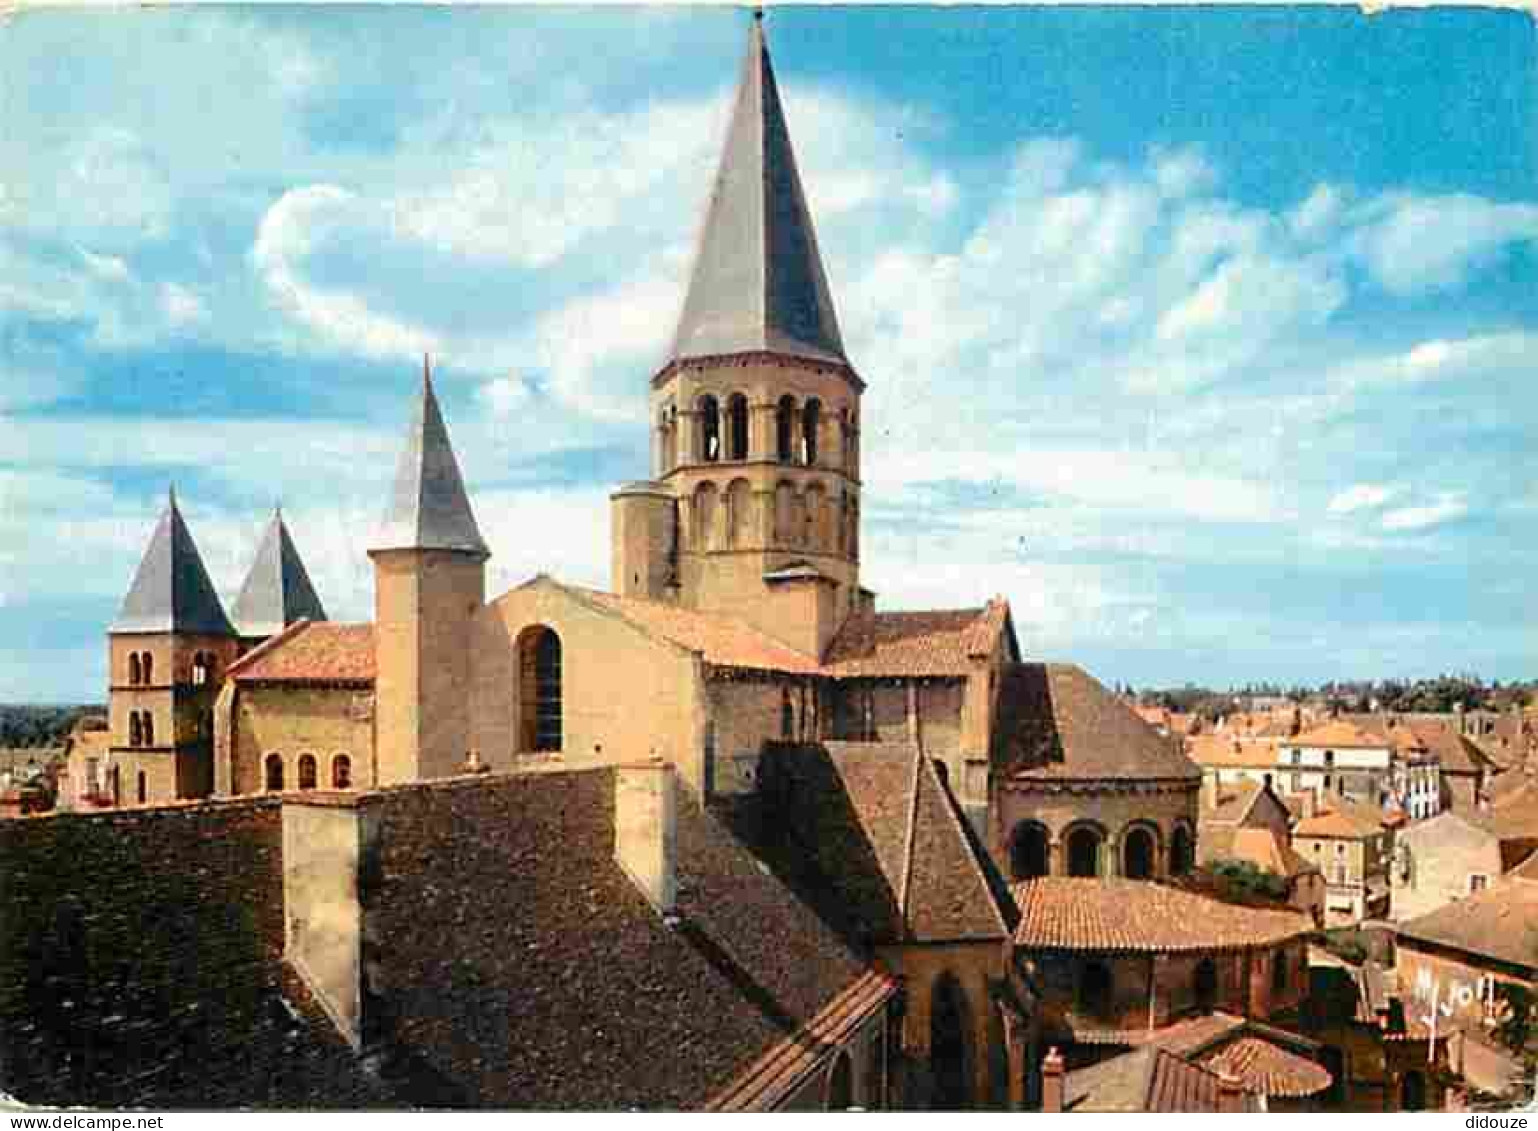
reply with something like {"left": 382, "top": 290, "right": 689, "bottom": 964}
{"left": 370, "top": 363, "right": 489, "bottom": 557}
{"left": 112, "top": 490, "right": 236, "bottom": 635}
{"left": 230, "top": 507, "right": 328, "bottom": 638}
{"left": 667, "top": 13, "right": 847, "bottom": 367}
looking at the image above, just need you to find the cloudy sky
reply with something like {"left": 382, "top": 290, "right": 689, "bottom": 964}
{"left": 2, "top": 5, "right": 1535, "bottom": 702}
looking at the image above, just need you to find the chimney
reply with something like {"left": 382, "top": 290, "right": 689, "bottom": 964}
{"left": 1041, "top": 1046, "right": 1066, "bottom": 1113}
{"left": 1216, "top": 1071, "right": 1246, "bottom": 1113}
{"left": 615, "top": 760, "right": 677, "bottom": 917}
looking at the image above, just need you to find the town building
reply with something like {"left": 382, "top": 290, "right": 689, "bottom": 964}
{"left": 1198, "top": 778, "right": 1325, "bottom": 925}
{"left": 1391, "top": 784, "right": 1538, "bottom": 922}
{"left": 1291, "top": 797, "right": 1394, "bottom": 925}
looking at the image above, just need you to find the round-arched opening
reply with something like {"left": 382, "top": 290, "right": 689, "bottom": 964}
{"left": 726, "top": 479, "right": 752, "bottom": 547}
{"left": 801, "top": 398, "right": 821, "bottom": 465}
{"left": 726, "top": 393, "right": 749, "bottom": 460}
{"left": 698, "top": 395, "right": 721, "bottom": 463}
{"left": 136, "top": 771, "right": 147, "bottom": 805}
{"left": 129, "top": 713, "right": 142, "bottom": 748}
{"left": 693, "top": 481, "right": 719, "bottom": 551}
{"left": 332, "top": 754, "right": 352, "bottom": 790}
{"left": 141, "top": 712, "right": 154, "bottom": 747}
{"left": 826, "top": 1050, "right": 854, "bottom": 1111}
{"left": 1169, "top": 824, "right": 1195, "bottom": 876}
{"left": 1122, "top": 826, "right": 1157, "bottom": 880}
{"left": 264, "top": 754, "right": 284, "bottom": 792}
{"left": 1079, "top": 960, "right": 1113, "bottom": 1020}
{"left": 774, "top": 481, "right": 798, "bottom": 546}
{"left": 1066, "top": 825, "right": 1104, "bottom": 877}
{"left": 142, "top": 653, "right": 153, "bottom": 685}
{"left": 776, "top": 396, "right": 796, "bottom": 463}
{"left": 930, "top": 973, "right": 972, "bottom": 1110}
{"left": 298, "top": 753, "right": 317, "bottom": 791}
{"left": 129, "top": 653, "right": 142, "bottom": 686}
{"left": 519, "top": 627, "right": 564, "bottom": 753}
{"left": 1193, "top": 958, "right": 1219, "bottom": 1012}
{"left": 1009, "top": 822, "right": 1050, "bottom": 881}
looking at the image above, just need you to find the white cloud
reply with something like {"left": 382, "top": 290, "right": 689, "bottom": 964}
{"left": 1349, "top": 193, "right": 1538, "bottom": 296}
{"left": 479, "top": 372, "right": 533, "bottom": 418}
{"left": 159, "top": 282, "right": 209, "bottom": 328}
{"left": 1328, "top": 483, "right": 1397, "bottom": 515}
{"left": 1380, "top": 493, "right": 1469, "bottom": 533}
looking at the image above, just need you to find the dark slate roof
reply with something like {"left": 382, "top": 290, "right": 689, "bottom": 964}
{"left": 230, "top": 509, "right": 328, "bottom": 638}
{"left": 993, "top": 663, "right": 1201, "bottom": 783}
{"left": 111, "top": 490, "right": 235, "bottom": 636}
{"left": 745, "top": 743, "right": 1012, "bottom": 946}
{"left": 363, "top": 768, "right": 877, "bottom": 1109}
{"left": 370, "top": 364, "right": 488, "bottom": 557}
{"left": 666, "top": 16, "right": 847, "bottom": 368}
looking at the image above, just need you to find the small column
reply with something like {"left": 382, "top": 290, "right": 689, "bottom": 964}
{"left": 1041, "top": 1047, "right": 1065, "bottom": 1114}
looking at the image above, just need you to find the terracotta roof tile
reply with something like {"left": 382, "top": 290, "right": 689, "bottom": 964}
{"left": 1197, "top": 1036, "right": 1333, "bottom": 1098}
{"left": 1228, "top": 827, "right": 1319, "bottom": 879}
{"left": 1293, "top": 798, "right": 1385, "bottom": 840}
{"left": 822, "top": 599, "right": 1009, "bottom": 677}
{"left": 994, "top": 664, "right": 1201, "bottom": 782}
{"left": 1187, "top": 735, "right": 1279, "bottom": 770}
{"left": 1065, "top": 1046, "right": 1260, "bottom": 1113}
{"left": 228, "top": 621, "right": 374, "bottom": 684}
{"left": 1396, "top": 873, "right": 1538, "bottom": 973}
{"left": 1012, "top": 878, "right": 1310, "bottom": 953}
{"left": 1289, "top": 719, "right": 1391, "bottom": 750}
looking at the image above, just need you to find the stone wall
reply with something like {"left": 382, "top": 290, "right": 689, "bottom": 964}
{"left": 229, "top": 684, "right": 375, "bottom": 796}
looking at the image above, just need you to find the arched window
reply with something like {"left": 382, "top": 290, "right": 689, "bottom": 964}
{"left": 136, "top": 771, "right": 147, "bottom": 805}
{"left": 776, "top": 396, "right": 796, "bottom": 463}
{"left": 698, "top": 395, "right": 721, "bottom": 463}
{"left": 1122, "top": 825, "right": 1157, "bottom": 880}
{"left": 1066, "top": 825, "right": 1103, "bottom": 877}
{"left": 658, "top": 405, "right": 678, "bottom": 474}
{"left": 1009, "top": 822, "right": 1050, "bottom": 880}
{"left": 332, "top": 754, "right": 352, "bottom": 790}
{"left": 826, "top": 1050, "right": 854, "bottom": 1111}
{"left": 142, "top": 652, "right": 153, "bottom": 685}
{"left": 129, "top": 712, "right": 142, "bottom": 747}
{"left": 804, "top": 483, "right": 826, "bottom": 550}
{"left": 108, "top": 765, "right": 121, "bottom": 806}
{"left": 519, "top": 627, "right": 563, "bottom": 753}
{"left": 802, "top": 398, "right": 821, "bottom": 465}
{"left": 930, "top": 973, "right": 972, "bottom": 1110}
{"left": 726, "top": 479, "right": 752, "bottom": 547}
{"left": 1194, "top": 958, "right": 1219, "bottom": 1012}
{"left": 1079, "top": 960, "right": 1113, "bottom": 1019}
{"left": 141, "top": 712, "right": 154, "bottom": 747}
{"left": 298, "top": 754, "right": 317, "bottom": 791}
{"left": 192, "top": 651, "right": 213, "bottom": 686}
{"left": 693, "top": 482, "right": 719, "bottom": 551}
{"left": 1170, "top": 824, "right": 1195, "bottom": 876}
{"left": 774, "top": 481, "right": 798, "bottom": 546}
{"left": 264, "top": 754, "right": 284, "bottom": 792}
{"left": 129, "top": 653, "right": 142, "bottom": 686}
{"left": 781, "top": 687, "right": 795, "bottom": 740}
{"left": 726, "top": 393, "right": 749, "bottom": 460}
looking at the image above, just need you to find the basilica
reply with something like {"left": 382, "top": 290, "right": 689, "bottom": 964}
{"left": 23, "top": 15, "right": 1336, "bottom": 1112}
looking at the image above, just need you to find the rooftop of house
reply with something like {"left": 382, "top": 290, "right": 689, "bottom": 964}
{"left": 227, "top": 621, "right": 375, "bottom": 684}
{"left": 1228, "top": 827, "right": 1320, "bottom": 880}
{"left": 993, "top": 665, "right": 1202, "bottom": 784}
{"left": 1011, "top": 878, "right": 1310, "bottom": 954}
{"left": 729, "top": 741, "right": 1013, "bottom": 947}
{"left": 1292, "top": 797, "right": 1388, "bottom": 840}
{"left": 1187, "top": 734, "right": 1281, "bottom": 769}
{"left": 1287, "top": 718, "right": 1392, "bottom": 750}
{"left": 1396, "top": 868, "right": 1538, "bottom": 975}
{"left": 1062, "top": 1046, "right": 1262, "bottom": 1113}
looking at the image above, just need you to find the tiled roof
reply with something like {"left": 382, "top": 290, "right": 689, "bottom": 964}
{"left": 1201, "top": 779, "right": 1266, "bottom": 823}
{"left": 1396, "top": 871, "right": 1538, "bottom": 973}
{"left": 1289, "top": 719, "right": 1390, "bottom": 750}
{"left": 554, "top": 582, "right": 822, "bottom": 674}
{"left": 1293, "top": 799, "right": 1384, "bottom": 840}
{"left": 994, "top": 664, "right": 1201, "bottom": 783}
{"left": 749, "top": 743, "right": 1011, "bottom": 946}
{"left": 227, "top": 621, "right": 375, "bottom": 684}
{"left": 1396, "top": 720, "right": 1494, "bottom": 776}
{"left": 1012, "top": 878, "right": 1310, "bottom": 953}
{"left": 1064, "top": 1046, "right": 1261, "bottom": 1113}
{"left": 364, "top": 767, "right": 878, "bottom": 1109}
{"left": 1187, "top": 735, "right": 1279, "bottom": 770}
{"left": 1229, "top": 827, "right": 1319, "bottom": 880}
{"left": 821, "top": 599, "right": 1010, "bottom": 678}
{"left": 1197, "top": 1037, "right": 1332, "bottom": 1098}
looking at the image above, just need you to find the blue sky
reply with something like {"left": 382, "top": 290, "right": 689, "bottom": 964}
{"left": 2, "top": 5, "right": 1535, "bottom": 702}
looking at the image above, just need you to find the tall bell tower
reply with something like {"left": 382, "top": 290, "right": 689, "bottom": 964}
{"left": 612, "top": 12, "right": 864, "bottom": 660}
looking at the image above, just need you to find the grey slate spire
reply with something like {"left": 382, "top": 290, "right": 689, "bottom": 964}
{"left": 111, "top": 487, "right": 236, "bottom": 636}
{"left": 370, "top": 358, "right": 489, "bottom": 557}
{"left": 667, "top": 13, "right": 848, "bottom": 367}
{"left": 230, "top": 507, "right": 328, "bottom": 638}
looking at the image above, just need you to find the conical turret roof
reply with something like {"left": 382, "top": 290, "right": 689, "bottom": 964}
{"left": 667, "top": 14, "right": 847, "bottom": 368}
{"left": 111, "top": 489, "right": 236, "bottom": 636}
{"left": 230, "top": 508, "right": 328, "bottom": 638}
{"left": 370, "top": 360, "right": 489, "bottom": 557}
